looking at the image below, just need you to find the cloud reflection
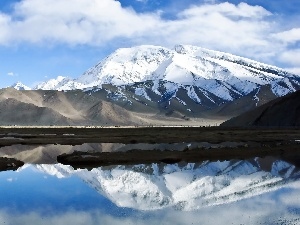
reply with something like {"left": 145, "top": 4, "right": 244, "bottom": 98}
{"left": 1, "top": 159, "right": 300, "bottom": 224}
{"left": 1, "top": 188, "right": 300, "bottom": 225}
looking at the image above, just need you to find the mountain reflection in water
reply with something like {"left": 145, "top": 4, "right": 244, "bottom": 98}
{"left": 0, "top": 141, "right": 262, "bottom": 164}
{"left": 1, "top": 156, "right": 300, "bottom": 224}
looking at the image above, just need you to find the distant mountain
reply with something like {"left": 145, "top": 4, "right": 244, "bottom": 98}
{"left": 36, "top": 45, "right": 300, "bottom": 97}
{"left": 33, "top": 45, "right": 300, "bottom": 118}
{"left": 34, "top": 76, "right": 72, "bottom": 90}
{"left": 221, "top": 90, "right": 300, "bottom": 127}
{"left": 10, "top": 82, "right": 31, "bottom": 90}
{"left": 4, "top": 45, "right": 300, "bottom": 125}
{"left": 35, "top": 158, "right": 299, "bottom": 211}
{"left": 0, "top": 88, "right": 153, "bottom": 126}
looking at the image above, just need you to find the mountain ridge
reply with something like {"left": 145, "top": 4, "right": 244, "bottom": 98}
{"left": 4, "top": 44, "right": 300, "bottom": 125}
{"left": 10, "top": 81, "right": 31, "bottom": 90}
{"left": 33, "top": 44, "right": 300, "bottom": 94}
{"left": 221, "top": 90, "right": 300, "bottom": 127}
{"left": 29, "top": 44, "right": 300, "bottom": 112}
{"left": 34, "top": 158, "right": 299, "bottom": 211}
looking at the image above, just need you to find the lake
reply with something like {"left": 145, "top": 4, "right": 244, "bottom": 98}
{"left": 1, "top": 143, "right": 300, "bottom": 225}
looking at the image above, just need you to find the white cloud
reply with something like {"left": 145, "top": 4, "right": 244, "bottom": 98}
{"left": 286, "top": 67, "right": 300, "bottom": 76}
{"left": 0, "top": 13, "right": 10, "bottom": 44}
{"left": 7, "top": 72, "right": 16, "bottom": 76}
{"left": 0, "top": 0, "right": 274, "bottom": 49}
{"left": 6, "top": 0, "right": 160, "bottom": 45}
{"left": 279, "top": 188, "right": 300, "bottom": 206}
{"left": 153, "top": 2, "right": 273, "bottom": 56}
{"left": 279, "top": 49, "right": 300, "bottom": 66}
{"left": 178, "top": 2, "right": 271, "bottom": 19}
{"left": 273, "top": 28, "right": 300, "bottom": 44}
{"left": 0, "top": 0, "right": 298, "bottom": 69}
{"left": 0, "top": 192, "right": 299, "bottom": 225}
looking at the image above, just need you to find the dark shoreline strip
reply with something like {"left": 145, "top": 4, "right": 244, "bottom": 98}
{"left": 57, "top": 143, "right": 300, "bottom": 169}
{"left": 0, "top": 157, "right": 24, "bottom": 171}
{"left": 0, "top": 127, "right": 300, "bottom": 146}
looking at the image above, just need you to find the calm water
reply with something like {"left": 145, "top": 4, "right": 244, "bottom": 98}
{"left": 1, "top": 144, "right": 300, "bottom": 224}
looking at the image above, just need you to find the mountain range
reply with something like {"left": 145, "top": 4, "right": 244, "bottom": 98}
{"left": 34, "top": 158, "right": 299, "bottom": 211}
{"left": 5, "top": 44, "right": 300, "bottom": 125}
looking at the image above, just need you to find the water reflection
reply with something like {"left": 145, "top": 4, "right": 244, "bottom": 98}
{"left": 34, "top": 158, "right": 300, "bottom": 210}
{"left": 0, "top": 141, "right": 260, "bottom": 164}
{"left": 0, "top": 157, "right": 300, "bottom": 224}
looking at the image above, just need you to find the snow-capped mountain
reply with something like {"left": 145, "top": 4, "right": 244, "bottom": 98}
{"left": 34, "top": 45, "right": 300, "bottom": 111}
{"left": 5, "top": 45, "right": 300, "bottom": 124}
{"left": 10, "top": 82, "right": 31, "bottom": 90}
{"left": 35, "top": 158, "right": 299, "bottom": 211}
{"left": 34, "top": 76, "right": 74, "bottom": 90}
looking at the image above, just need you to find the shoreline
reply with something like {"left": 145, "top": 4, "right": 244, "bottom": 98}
{"left": 0, "top": 127, "right": 299, "bottom": 146}
{"left": 57, "top": 142, "right": 300, "bottom": 168}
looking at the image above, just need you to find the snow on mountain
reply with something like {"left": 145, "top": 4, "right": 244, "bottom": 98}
{"left": 34, "top": 76, "right": 83, "bottom": 91}
{"left": 32, "top": 45, "right": 300, "bottom": 107}
{"left": 10, "top": 82, "right": 31, "bottom": 90}
{"left": 78, "top": 45, "right": 173, "bottom": 87}
{"left": 35, "top": 158, "right": 300, "bottom": 211}
{"left": 134, "top": 87, "right": 151, "bottom": 101}
{"left": 36, "top": 164, "right": 74, "bottom": 179}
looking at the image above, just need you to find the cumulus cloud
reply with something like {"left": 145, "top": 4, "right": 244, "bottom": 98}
{"left": 5, "top": 0, "right": 160, "bottom": 45}
{"left": 279, "top": 49, "right": 300, "bottom": 66}
{"left": 273, "top": 28, "right": 300, "bottom": 44}
{"left": 0, "top": 193, "right": 299, "bottom": 225}
{"left": 0, "top": 0, "right": 298, "bottom": 70}
{"left": 153, "top": 2, "right": 274, "bottom": 56}
{"left": 0, "top": 13, "right": 10, "bottom": 44}
{"left": 0, "top": 0, "right": 274, "bottom": 49}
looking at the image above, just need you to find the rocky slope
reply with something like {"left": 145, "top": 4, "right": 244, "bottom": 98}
{"left": 0, "top": 88, "right": 155, "bottom": 126}
{"left": 221, "top": 90, "right": 300, "bottom": 127}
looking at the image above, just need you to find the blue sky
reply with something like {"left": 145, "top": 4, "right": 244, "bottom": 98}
{"left": 0, "top": 0, "right": 300, "bottom": 88}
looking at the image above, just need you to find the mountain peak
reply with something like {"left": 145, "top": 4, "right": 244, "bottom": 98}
{"left": 22, "top": 45, "right": 300, "bottom": 107}
{"left": 76, "top": 45, "right": 173, "bottom": 87}
{"left": 34, "top": 76, "right": 76, "bottom": 91}
{"left": 10, "top": 82, "right": 31, "bottom": 90}
{"left": 36, "top": 159, "right": 298, "bottom": 211}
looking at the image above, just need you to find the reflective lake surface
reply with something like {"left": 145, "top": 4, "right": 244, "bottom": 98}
{"left": 1, "top": 155, "right": 300, "bottom": 224}
{"left": 0, "top": 142, "right": 263, "bottom": 164}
